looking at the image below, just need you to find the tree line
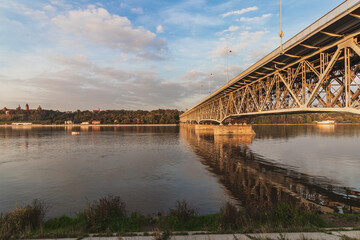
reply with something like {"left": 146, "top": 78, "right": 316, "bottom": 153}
{"left": 0, "top": 109, "right": 183, "bottom": 124}
{"left": 1, "top": 108, "right": 360, "bottom": 124}
{"left": 248, "top": 112, "right": 360, "bottom": 124}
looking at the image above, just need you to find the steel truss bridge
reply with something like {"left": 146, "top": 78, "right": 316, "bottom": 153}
{"left": 180, "top": 0, "right": 360, "bottom": 124}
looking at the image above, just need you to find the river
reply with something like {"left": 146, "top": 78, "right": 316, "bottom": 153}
{"left": 0, "top": 125, "right": 359, "bottom": 217}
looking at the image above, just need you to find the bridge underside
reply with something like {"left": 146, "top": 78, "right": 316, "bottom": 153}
{"left": 182, "top": 37, "right": 360, "bottom": 124}
{"left": 221, "top": 107, "right": 360, "bottom": 123}
{"left": 180, "top": 2, "right": 360, "bottom": 124}
{"left": 192, "top": 108, "right": 360, "bottom": 125}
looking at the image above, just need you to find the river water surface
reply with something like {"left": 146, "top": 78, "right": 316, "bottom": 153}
{"left": 0, "top": 125, "right": 359, "bottom": 217}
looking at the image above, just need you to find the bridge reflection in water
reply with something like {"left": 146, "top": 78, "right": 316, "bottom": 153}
{"left": 180, "top": 125, "right": 360, "bottom": 214}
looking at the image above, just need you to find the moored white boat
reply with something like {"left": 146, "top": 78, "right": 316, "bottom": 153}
{"left": 317, "top": 120, "right": 335, "bottom": 125}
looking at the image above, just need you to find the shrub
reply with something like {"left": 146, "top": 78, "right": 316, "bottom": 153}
{"left": 0, "top": 199, "right": 47, "bottom": 239}
{"left": 82, "top": 195, "right": 126, "bottom": 231}
{"left": 270, "top": 202, "right": 325, "bottom": 228}
{"left": 169, "top": 200, "right": 197, "bottom": 221}
{"left": 153, "top": 229, "right": 171, "bottom": 240}
{"left": 219, "top": 201, "right": 244, "bottom": 230}
{"left": 44, "top": 214, "right": 87, "bottom": 233}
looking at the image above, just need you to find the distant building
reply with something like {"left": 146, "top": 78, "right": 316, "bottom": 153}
{"left": 81, "top": 122, "right": 90, "bottom": 125}
{"left": 65, "top": 120, "right": 73, "bottom": 125}
{"left": 2, "top": 104, "right": 36, "bottom": 115}
{"left": 92, "top": 120, "right": 101, "bottom": 125}
{"left": 5, "top": 110, "right": 16, "bottom": 115}
{"left": 12, "top": 122, "right": 32, "bottom": 125}
{"left": 92, "top": 109, "right": 101, "bottom": 113}
{"left": 3, "top": 107, "right": 16, "bottom": 115}
{"left": 37, "top": 105, "right": 42, "bottom": 111}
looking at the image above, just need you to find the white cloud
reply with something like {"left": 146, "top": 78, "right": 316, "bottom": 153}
{"left": 210, "top": 30, "right": 269, "bottom": 58}
{"left": 131, "top": 7, "right": 143, "bottom": 14}
{"left": 49, "top": 0, "right": 72, "bottom": 10}
{"left": 179, "top": 64, "right": 244, "bottom": 103}
{"left": 238, "top": 13, "right": 272, "bottom": 22}
{"left": 43, "top": 5, "right": 56, "bottom": 12}
{"left": 163, "top": 9, "right": 221, "bottom": 27}
{"left": 52, "top": 6, "right": 166, "bottom": 52}
{"left": 245, "top": 41, "right": 276, "bottom": 62}
{"left": 18, "top": 55, "right": 196, "bottom": 110}
{"left": 217, "top": 25, "right": 239, "bottom": 35}
{"left": 0, "top": 1, "right": 48, "bottom": 20}
{"left": 156, "top": 25, "right": 164, "bottom": 33}
{"left": 210, "top": 42, "right": 247, "bottom": 58}
{"left": 221, "top": 6, "right": 258, "bottom": 18}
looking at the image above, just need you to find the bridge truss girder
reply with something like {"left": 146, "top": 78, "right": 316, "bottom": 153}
{"left": 181, "top": 35, "right": 360, "bottom": 124}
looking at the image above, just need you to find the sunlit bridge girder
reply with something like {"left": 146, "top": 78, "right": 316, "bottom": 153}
{"left": 180, "top": 0, "right": 360, "bottom": 124}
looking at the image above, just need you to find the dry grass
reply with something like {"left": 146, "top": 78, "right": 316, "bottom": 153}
{"left": 169, "top": 200, "right": 198, "bottom": 221}
{"left": 82, "top": 194, "right": 127, "bottom": 231}
{"left": 0, "top": 199, "right": 47, "bottom": 239}
{"left": 219, "top": 201, "right": 249, "bottom": 231}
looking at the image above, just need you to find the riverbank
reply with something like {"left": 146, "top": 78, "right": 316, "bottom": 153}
{"left": 1, "top": 196, "right": 359, "bottom": 239}
{"left": 0, "top": 124, "right": 179, "bottom": 127}
{"left": 25, "top": 230, "right": 360, "bottom": 240}
{"left": 1, "top": 123, "right": 360, "bottom": 127}
{"left": 251, "top": 123, "right": 360, "bottom": 125}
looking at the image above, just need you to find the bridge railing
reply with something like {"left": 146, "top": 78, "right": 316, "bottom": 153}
{"left": 246, "top": 0, "right": 359, "bottom": 78}
{"left": 284, "top": 0, "right": 358, "bottom": 52}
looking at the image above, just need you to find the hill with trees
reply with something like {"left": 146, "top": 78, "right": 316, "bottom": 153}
{"left": 0, "top": 108, "right": 182, "bottom": 124}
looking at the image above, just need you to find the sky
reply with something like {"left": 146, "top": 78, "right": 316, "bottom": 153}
{"left": 0, "top": 0, "right": 345, "bottom": 111}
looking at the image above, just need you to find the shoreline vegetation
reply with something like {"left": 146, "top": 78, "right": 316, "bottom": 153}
{"left": 1, "top": 107, "right": 360, "bottom": 126}
{"left": 247, "top": 112, "right": 360, "bottom": 125}
{"left": 1, "top": 123, "right": 360, "bottom": 127}
{"left": 0, "top": 124, "right": 179, "bottom": 127}
{"left": 1, "top": 196, "right": 359, "bottom": 239}
{"left": 1, "top": 122, "right": 360, "bottom": 127}
{"left": 0, "top": 109, "right": 182, "bottom": 125}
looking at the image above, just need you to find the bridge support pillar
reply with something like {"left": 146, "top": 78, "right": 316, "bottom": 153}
{"left": 194, "top": 124, "right": 215, "bottom": 131}
{"left": 214, "top": 125, "right": 256, "bottom": 136}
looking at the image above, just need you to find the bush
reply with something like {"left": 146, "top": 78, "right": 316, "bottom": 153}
{"left": 219, "top": 201, "right": 244, "bottom": 230}
{"left": 82, "top": 195, "right": 127, "bottom": 231}
{"left": 0, "top": 199, "right": 47, "bottom": 239}
{"left": 44, "top": 214, "right": 87, "bottom": 233}
{"left": 270, "top": 202, "right": 325, "bottom": 228}
{"left": 153, "top": 229, "right": 171, "bottom": 240}
{"left": 169, "top": 200, "right": 197, "bottom": 221}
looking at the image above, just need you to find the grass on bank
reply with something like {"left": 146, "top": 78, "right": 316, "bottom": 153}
{"left": 0, "top": 195, "right": 359, "bottom": 239}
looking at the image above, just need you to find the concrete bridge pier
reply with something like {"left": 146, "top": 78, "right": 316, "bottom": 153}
{"left": 194, "top": 124, "right": 214, "bottom": 131}
{"left": 192, "top": 123, "right": 255, "bottom": 136}
{"left": 213, "top": 124, "right": 255, "bottom": 136}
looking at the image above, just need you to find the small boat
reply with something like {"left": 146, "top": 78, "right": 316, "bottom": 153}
{"left": 317, "top": 120, "right": 335, "bottom": 125}
{"left": 71, "top": 131, "right": 80, "bottom": 135}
